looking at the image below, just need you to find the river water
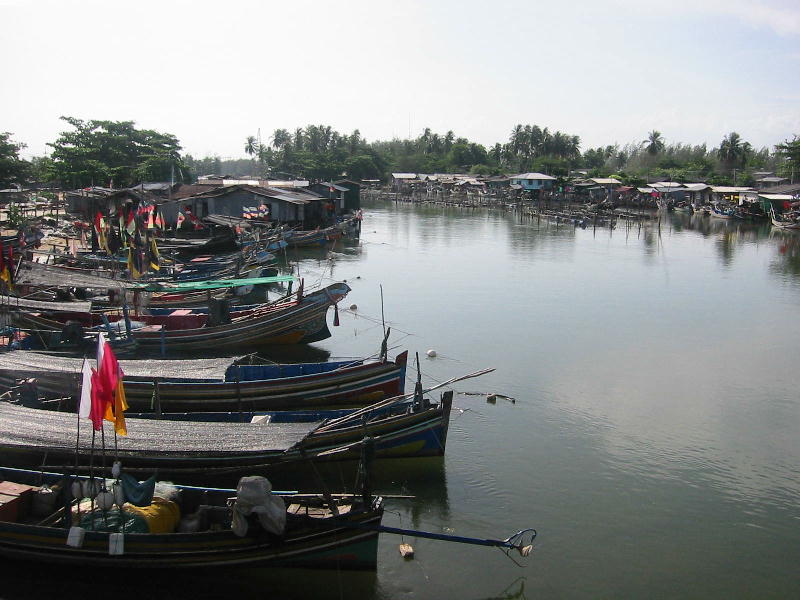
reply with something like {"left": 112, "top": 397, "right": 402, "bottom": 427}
{"left": 284, "top": 200, "right": 800, "bottom": 599}
{"left": 9, "top": 200, "right": 798, "bottom": 599}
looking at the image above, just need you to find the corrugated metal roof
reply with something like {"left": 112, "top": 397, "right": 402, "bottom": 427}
{"left": 759, "top": 194, "right": 795, "bottom": 201}
{"left": 319, "top": 182, "right": 349, "bottom": 192}
{"left": 651, "top": 181, "right": 683, "bottom": 188}
{"left": 711, "top": 186, "right": 754, "bottom": 193}
{"left": 511, "top": 172, "right": 557, "bottom": 180}
{"left": 267, "top": 180, "right": 309, "bottom": 188}
{"left": 589, "top": 178, "right": 622, "bottom": 185}
{"left": 182, "top": 184, "right": 312, "bottom": 205}
{"left": 682, "top": 183, "right": 710, "bottom": 191}
{"left": 392, "top": 173, "right": 418, "bottom": 179}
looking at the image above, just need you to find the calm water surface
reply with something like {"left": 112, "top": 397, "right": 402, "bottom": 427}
{"left": 302, "top": 201, "right": 800, "bottom": 599}
{"left": 12, "top": 201, "right": 799, "bottom": 599}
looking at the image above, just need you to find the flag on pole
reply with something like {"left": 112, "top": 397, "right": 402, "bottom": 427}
{"left": 89, "top": 333, "right": 110, "bottom": 430}
{"left": 0, "top": 239, "right": 7, "bottom": 285}
{"left": 149, "top": 236, "right": 160, "bottom": 271}
{"left": 94, "top": 211, "right": 109, "bottom": 254}
{"left": 88, "top": 332, "right": 128, "bottom": 435}
{"left": 126, "top": 209, "right": 136, "bottom": 237}
{"left": 78, "top": 358, "right": 92, "bottom": 418}
{"left": 111, "top": 370, "right": 128, "bottom": 436}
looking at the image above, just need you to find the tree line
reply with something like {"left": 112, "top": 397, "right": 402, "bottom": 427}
{"left": 1, "top": 117, "right": 799, "bottom": 189}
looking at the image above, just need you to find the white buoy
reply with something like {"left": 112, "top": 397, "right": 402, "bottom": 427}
{"left": 426, "top": 349, "right": 437, "bottom": 358}
{"left": 96, "top": 491, "right": 115, "bottom": 511}
{"left": 66, "top": 526, "right": 86, "bottom": 548}
{"left": 350, "top": 304, "right": 357, "bottom": 310}
{"left": 109, "top": 532, "right": 125, "bottom": 555}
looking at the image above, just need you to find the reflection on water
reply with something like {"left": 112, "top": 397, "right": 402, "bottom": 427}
{"left": 290, "top": 199, "right": 800, "bottom": 597}
{"left": 769, "top": 231, "right": 800, "bottom": 278}
{"left": 2, "top": 560, "right": 379, "bottom": 600}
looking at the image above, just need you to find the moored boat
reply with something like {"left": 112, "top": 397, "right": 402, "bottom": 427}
{"left": 9, "top": 282, "right": 351, "bottom": 353}
{"left": 0, "top": 390, "right": 454, "bottom": 475}
{"left": 709, "top": 203, "right": 738, "bottom": 219}
{"left": 770, "top": 207, "right": 800, "bottom": 230}
{"left": 0, "top": 466, "right": 384, "bottom": 570}
{"left": 0, "top": 350, "right": 409, "bottom": 412}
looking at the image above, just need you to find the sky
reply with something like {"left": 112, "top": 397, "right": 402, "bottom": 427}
{"left": 1, "top": 0, "right": 799, "bottom": 160}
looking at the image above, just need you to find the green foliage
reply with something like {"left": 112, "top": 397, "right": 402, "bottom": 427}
{"left": 776, "top": 135, "right": 800, "bottom": 178}
{"left": 29, "top": 156, "right": 56, "bottom": 183}
{"left": 0, "top": 132, "right": 30, "bottom": 188}
{"left": 48, "top": 117, "right": 191, "bottom": 188}
{"left": 5, "top": 203, "right": 25, "bottom": 228}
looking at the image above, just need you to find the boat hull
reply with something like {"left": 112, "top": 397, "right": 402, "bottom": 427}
{"left": 0, "top": 491, "right": 382, "bottom": 570}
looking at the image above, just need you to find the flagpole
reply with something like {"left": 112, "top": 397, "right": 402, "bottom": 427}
{"left": 74, "top": 366, "right": 82, "bottom": 517}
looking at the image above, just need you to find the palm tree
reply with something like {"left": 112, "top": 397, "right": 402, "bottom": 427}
{"left": 271, "top": 129, "right": 291, "bottom": 150}
{"left": 645, "top": 130, "right": 665, "bottom": 155}
{"left": 718, "top": 132, "right": 751, "bottom": 170}
{"left": 244, "top": 136, "right": 258, "bottom": 156}
{"left": 444, "top": 130, "right": 455, "bottom": 152}
{"left": 510, "top": 124, "right": 524, "bottom": 157}
{"left": 293, "top": 128, "right": 304, "bottom": 151}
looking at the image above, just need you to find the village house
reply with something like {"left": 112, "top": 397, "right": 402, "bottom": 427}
{"left": 309, "top": 181, "right": 348, "bottom": 214}
{"left": 333, "top": 179, "right": 362, "bottom": 211}
{"left": 163, "top": 184, "right": 330, "bottom": 228}
{"left": 509, "top": 173, "right": 556, "bottom": 195}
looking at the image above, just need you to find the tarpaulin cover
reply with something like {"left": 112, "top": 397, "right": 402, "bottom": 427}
{"left": 0, "top": 402, "right": 317, "bottom": 456}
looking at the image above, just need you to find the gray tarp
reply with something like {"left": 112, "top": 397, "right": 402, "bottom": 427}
{"left": 0, "top": 402, "right": 317, "bottom": 455}
{"left": 0, "top": 296, "right": 92, "bottom": 313}
{"left": 0, "top": 351, "right": 233, "bottom": 381}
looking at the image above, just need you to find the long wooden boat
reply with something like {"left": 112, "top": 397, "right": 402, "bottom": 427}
{"left": 0, "top": 350, "right": 408, "bottom": 412}
{"left": 709, "top": 204, "right": 738, "bottom": 219}
{"left": 11, "top": 283, "right": 351, "bottom": 352}
{"left": 0, "top": 467, "right": 383, "bottom": 569}
{"left": 0, "top": 391, "right": 453, "bottom": 475}
{"left": 770, "top": 208, "right": 800, "bottom": 230}
{"left": 285, "top": 226, "right": 343, "bottom": 248}
{"left": 131, "top": 390, "right": 454, "bottom": 462}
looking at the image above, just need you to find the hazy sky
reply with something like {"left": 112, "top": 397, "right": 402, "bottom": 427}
{"left": 2, "top": 0, "right": 799, "bottom": 159}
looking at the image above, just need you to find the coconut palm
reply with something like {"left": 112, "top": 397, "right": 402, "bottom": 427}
{"left": 718, "top": 132, "right": 751, "bottom": 170}
{"left": 645, "top": 130, "right": 665, "bottom": 155}
{"left": 271, "top": 129, "right": 291, "bottom": 150}
{"left": 244, "top": 136, "right": 258, "bottom": 156}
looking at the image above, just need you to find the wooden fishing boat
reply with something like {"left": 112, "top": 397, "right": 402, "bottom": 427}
{"left": 285, "top": 226, "right": 343, "bottom": 248}
{"left": 0, "top": 466, "right": 384, "bottom": 570}
{"left": 709, "top": 204, "right": 739, "bottom": 219}
{"left": 0, "top": 390, "right": 454, "bottom": 475}
{"left": 129, "top": 390, "right": 454, "bottom": 462}
{"left": 160, "top": 227, "right": 239, "bottom": 255}
{"left": 11, "top": 283, "right": 351, "bottom": 353}
{"left": 0, "top": 350, "right": 409, "bottom": 412}
{"left": 770, "top": 207, "right": 800, "bottom": 230}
